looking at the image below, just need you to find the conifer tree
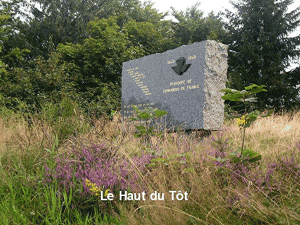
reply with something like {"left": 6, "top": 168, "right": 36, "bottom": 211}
{"left": 223, "top": 0, "right": 300, "bottom": 114}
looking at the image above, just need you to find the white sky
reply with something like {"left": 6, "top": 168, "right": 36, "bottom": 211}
{"left": 145, "top": 0, "right": 300, "bottom": 70}
{"left": 147, "top": 0, "right": 234, "bottom": 18}
{"left": 146, "top": 0, "right": 300, "bottom": 37}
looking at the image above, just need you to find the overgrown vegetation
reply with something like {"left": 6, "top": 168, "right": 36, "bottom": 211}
{"left": 1, "top": 0, "right": 299, "bottom": 118}
{"left": 0, "top": 83, "right": 300, "bottom": 224}
{"left": 0, "top": 0, "right": 300, "bottom": 223}
{"left": 222, "top": 0, "right": 300, "bottom": 113}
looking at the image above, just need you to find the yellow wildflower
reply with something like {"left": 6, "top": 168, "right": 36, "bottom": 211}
{"left": 85, "top": 179, "right": 101, "bottom": 196}
{"left": 236, "top": 115, "right": 246, "bottom": 127}
{"left": 104, "top": 189, "right": 111, "bottom": 197}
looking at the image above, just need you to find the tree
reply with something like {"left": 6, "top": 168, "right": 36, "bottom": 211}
{"left": 0, "top": 1, "right": 32, "bottom": 112}
{"left": 56, "top": 15, "right": 176, "bottom": 116}
{"left": 171, "top": 3, "right": 229, "bottom": 45}
{"left": 58, "top": 17, "right": 144, "bottom": 84}
{"left": 55, "top": 17, "right": 144, "bottom": 116}
{"left": 14, "top": 0, "right": 111, "bottom": 60}
{"left": 106, "top": 0, "right": 168, "bottom": 27}
{"left": 0, "top": 1, "right": 30, "bottom": 69}
{"left": 9, "top": 0, "right": 167, "bottom": 60}
{"left": 0, "top": 9, "right": 10, "bottom": 74}
{"left": 0, "top": 0, "right": 176, "bottom": 116}
{"left": 223, "top": 0, "right": 300, "bottom": 114}
{"left": 124, "top": 19, "right": 176, "bottom": 55}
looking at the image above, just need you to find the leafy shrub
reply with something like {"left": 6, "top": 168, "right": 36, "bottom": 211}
{"left": 130, "top": 105, "right": 167, "bottom": 138}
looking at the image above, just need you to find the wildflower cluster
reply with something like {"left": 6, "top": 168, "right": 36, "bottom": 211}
{"left": 85, "top": 179, "right": 110, "bottom": 197}
{"left": 202, "top": 84, "right": 300, "bottom": 213}
{"left": 44, "top": 143, "right": 155, "bottom": 197}
{"left": 206, "top": 128, "right": 300, "bottom": 212}
{"left": 236, "top": 115, "right": 246, "bottom": 127}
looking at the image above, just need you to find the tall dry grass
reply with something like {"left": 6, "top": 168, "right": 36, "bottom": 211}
{"left": 0, "top": 115, "right": 56, "bottom": 179}
{"left": 0, "top": 108, "right": 299, "bottom": 224}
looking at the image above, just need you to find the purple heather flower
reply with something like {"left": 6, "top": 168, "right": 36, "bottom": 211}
{"left": 44, "top": 143, "right": 155, "bottom": 197}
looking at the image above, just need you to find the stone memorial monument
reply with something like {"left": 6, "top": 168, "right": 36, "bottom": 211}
{"left": 121, "top": 40, "right": 228, "bottom": 131}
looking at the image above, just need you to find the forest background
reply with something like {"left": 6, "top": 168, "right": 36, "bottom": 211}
{"left": 1, "top": 1, "right": 300, "bottom": 223}
{"left": 1, "top": 0, "right": 300, "bottom": 122}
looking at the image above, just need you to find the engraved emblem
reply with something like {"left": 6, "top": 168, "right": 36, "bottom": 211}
{"left": 171, "top": 57, "right": 191, "bottom": 75}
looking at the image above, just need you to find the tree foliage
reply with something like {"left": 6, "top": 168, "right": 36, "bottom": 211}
{"left": 57, "top": 16, "right": 175, "bottom": 116}
{"left": 0, "top": 9, "right": 10, "bottom": 74}
{"left": 1, "top": 0, "right": 175, "bottom": 116}
{"left": 57, "top": 17, "right": 144, "bottom": 84}
{"left": 10, "top": 0, "right": 167, "bottom": 60}
{"left": 14, "top": 0, "right": 110, "bottom": 60}
{"left": 223, "top": 0, "right": 300, "bottom": 114}
{"left": 4, "top": 0, "right": 299, "bottom": 120}
{"left": 124, "top": 19, "right": 176, "bottom": 55}
{"left": 0, "top": 1, "right": 30, "bottom": 69}
{"left": 0, "top": 1, "right": 31, "bottom": 111}
{"left": 106, "top": 0, "right": 168, "bottom": 27}
{"left": 171, "top": 3, "right": 229, "bottom": 45}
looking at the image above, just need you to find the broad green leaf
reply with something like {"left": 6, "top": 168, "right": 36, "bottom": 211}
{"left": 220, "top": 88, "right": 239, "bottom": 93}
{"left": 221, "top": 93, "right": 245, "bottom": 101}
{"left": 138, "top": 112, "right": 152, "bottom": 119}
{"left": 248, "top": 154, "right": 261, "bottom": 163}
{"left": 154, "top": 110, "right": 167, "bottom": 117}
{"left": 134, "top": 125, "right": 147, "bottom": 134}
{"left": 230, "top": 156, "right": 241, "bottom": 163}
{"left": 245, "top": 84, "right": 267, "bottom": 93}
{"left": 244, "top": 84, "right": 259, "bottom": 90}
{"left": 239, "top": 90, "right": 249, "bottom": 95}
{"left": 242, "top": 148, "right": 261, "bottom": 162}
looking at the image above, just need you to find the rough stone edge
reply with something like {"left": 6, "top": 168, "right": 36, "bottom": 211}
{"left": 203, "top": 40, "right": 228, "bottom": 130}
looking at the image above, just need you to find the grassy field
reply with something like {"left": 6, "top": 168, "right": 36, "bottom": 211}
{"left": 0, "top": 107, "right": 299, "bottom": 224}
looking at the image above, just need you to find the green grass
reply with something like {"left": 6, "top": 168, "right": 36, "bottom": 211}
{"left": 0, "top": 106, "right": 299, "bottom": 224}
